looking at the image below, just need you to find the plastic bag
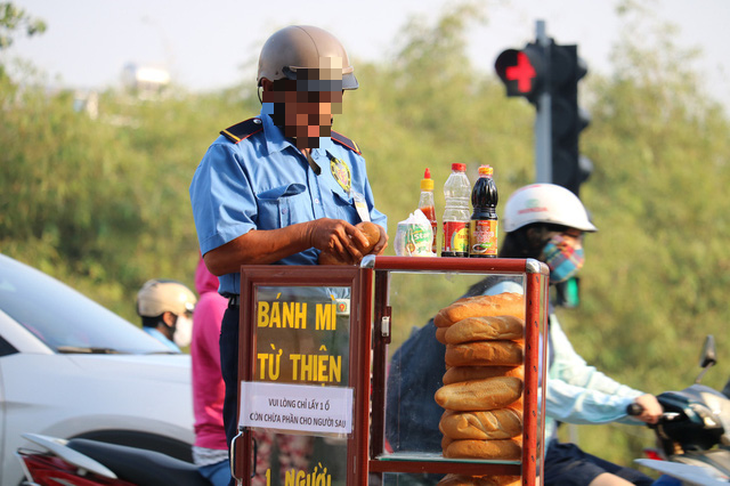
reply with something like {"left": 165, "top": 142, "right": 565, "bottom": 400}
{"left": 394, "top": 209, "right": 435, "bottom": 257}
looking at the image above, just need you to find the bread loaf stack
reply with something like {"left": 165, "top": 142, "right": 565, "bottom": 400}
{"left": 433, "top": 292, "right": 525, "bottom": 462}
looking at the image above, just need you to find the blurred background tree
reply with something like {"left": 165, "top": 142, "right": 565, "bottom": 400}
{"left": 0, "top": 2, "right": 45, "bottom": 49}
{"left": 0, "top": 1, "right": 45, "bottom": 78}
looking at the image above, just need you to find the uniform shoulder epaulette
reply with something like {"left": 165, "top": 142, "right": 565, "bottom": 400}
{"left": 331, "top": 131, "right": 361, "bottom": 155}
{"left": 220, "top": 118, "right": 263, "bottom": 144}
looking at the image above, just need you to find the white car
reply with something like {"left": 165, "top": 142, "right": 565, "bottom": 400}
{"left": 0, "top": 254, "right": 195, "bottom": 486}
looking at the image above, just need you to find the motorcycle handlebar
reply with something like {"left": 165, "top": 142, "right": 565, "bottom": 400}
{"left": 626, "top": 402, "right": 644, "bottom": 416}
{"left": 627, "top": 402, "right": 674, "bottom": 424}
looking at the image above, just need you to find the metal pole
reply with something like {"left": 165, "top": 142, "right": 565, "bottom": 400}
{"left": 535, "top": 20, "right": 551, "bottom": 183}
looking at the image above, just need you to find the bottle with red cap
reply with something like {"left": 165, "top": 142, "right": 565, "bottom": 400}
{"left": 418, "top": 168, "right": 437, "bottom": 254}
{"left": 441, "top": 163, "right": 470, "bottom": 257}
{"left": 469, "top": 165, "right": 499, "bottom": 258}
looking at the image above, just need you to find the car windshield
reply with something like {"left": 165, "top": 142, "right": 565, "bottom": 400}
{"left": 0, "top": 255, "right": 177, "bottom": 354}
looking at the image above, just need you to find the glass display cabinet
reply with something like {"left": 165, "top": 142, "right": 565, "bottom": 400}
{"left": 231, "top": 256, "right": 548, "bottom": 486}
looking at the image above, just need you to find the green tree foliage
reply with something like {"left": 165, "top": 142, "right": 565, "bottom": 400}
{"left": 555, "top": 0, "right": 730, "bottom": 467}
{"left": 0, "top": 2, "right": 45, "bottom": 78}
{"left": 1, "top": 76, "right": 259, "bottom": 319}
{"left": 2, "top": 0, "right": 729, "bottom": 471}
{"left": 0, "top": 2, "right": 46, "bottom": 49}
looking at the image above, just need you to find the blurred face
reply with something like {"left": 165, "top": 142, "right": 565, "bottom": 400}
{"left": 262, "top": 58, "right": 344, "bottom": 150}
{"left": 559, "top": 229, "right": 584, "bottom": 249}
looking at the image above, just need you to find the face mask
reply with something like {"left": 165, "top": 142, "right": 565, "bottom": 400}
{"left": 173, "top": 315, "right": 193, "bottom": 348}
{"left": 544, "top": 234, "right": 584, "bottom": 284}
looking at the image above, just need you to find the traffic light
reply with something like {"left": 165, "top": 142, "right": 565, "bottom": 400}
{"left": 495, "top": 38, "right": 592, "bottom": 195}
{"left": 549, "top": 43, "right": 590, "bottom": 195}
{"left": 494, "top": 43, "right": 546, "bottom": 104}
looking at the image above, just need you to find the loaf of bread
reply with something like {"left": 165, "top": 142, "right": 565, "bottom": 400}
{"left": 439, "top": 406, "right": 523, "bottom": 440}
{"left": 434, "top": 376, "right": 523, "bottom": 411}
{"left": 443, "top": 438, "right": 522, "bottom": 460}
{"left": 442, "top": 365, "right": 523, "bottom": 385}
{"left": 444, "top": 315, "right": 524, "bottom": 344}
{"left": 442, "top": 435, "right": 453, "bottom": 451}
{"left": 318, "top": 221, "right": 380, "bottom": 265}
{"left": 445, "top": 341, "right": 523, "bottom": 367}
{"left": 436, "top": 316, "right": 524, "bottom": 345}
{"left": 436, "top": 474, "right": 521, "bottom": 486}
{"left": 434, "top": 293, "right": 525, "bottom": 328}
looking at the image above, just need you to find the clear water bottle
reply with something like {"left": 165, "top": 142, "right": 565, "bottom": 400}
{"left": 441, "top": 163, "right": 470, "bottom": 257}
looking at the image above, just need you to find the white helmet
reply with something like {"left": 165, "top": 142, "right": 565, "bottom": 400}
{"left": 136, "top": 279, "right": 197, "bottom": 317}
{"left": 503, "top": 183, "right": 597, "bottom": 233}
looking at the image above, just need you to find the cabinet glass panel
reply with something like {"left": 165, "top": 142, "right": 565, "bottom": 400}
{"left": 241, "top": 284, "right": 354, "bottom": 485}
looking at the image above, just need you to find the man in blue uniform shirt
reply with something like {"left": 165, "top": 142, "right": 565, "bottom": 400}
{"left": 189, "top": 24, "right": 388, "bottom": 473}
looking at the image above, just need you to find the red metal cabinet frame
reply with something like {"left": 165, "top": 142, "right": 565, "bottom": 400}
{"left": 233, "top": 257, "right": 548, "bottom": 485}
{"left": 367, "top": 256, "right": 548, "bottom": 486}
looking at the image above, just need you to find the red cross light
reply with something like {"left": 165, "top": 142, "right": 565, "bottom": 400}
{"left": 495, "top": 45, "right": 545, "bottom": 102}
{"left": 506, "top": 52, "right": 536, "bottom": 93}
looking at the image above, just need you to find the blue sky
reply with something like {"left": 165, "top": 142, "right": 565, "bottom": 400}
{"left": 5, "top": 0, "right": 729, "bottom": 108}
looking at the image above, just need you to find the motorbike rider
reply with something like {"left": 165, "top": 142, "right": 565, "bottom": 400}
{"left": 136, "top": 279, "right": 197, "bottom": 353}
{"left": 387, "top": 183, "right": 663, "bottom": 486}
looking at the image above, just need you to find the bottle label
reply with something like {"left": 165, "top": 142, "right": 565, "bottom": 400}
{"left": 469, "top": 219, "right": 498, "bottom": 257}
{"left": 442, "top": 221, "right": 469, "bottom": 255}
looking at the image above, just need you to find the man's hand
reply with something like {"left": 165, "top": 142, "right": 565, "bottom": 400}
{"left": 317, "top": 221, "right": 389, "bottom": 265}
{"left": 203, "top": 218, "right": 388, "bottom": 274}
{"left": 308, "top": 218, "right": 367, "bottom": 265}
{"left": 632, "top": 394, "right": 662, "bottom": 424}
{"left": 367, "top": 222, "right": 389, "bottom": 256}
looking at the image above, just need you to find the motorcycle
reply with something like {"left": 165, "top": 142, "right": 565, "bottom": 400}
{"left": 16, "top": 432, "right": 211, "bottom": 485}
{"left": 629, "top": 335, "right": 730, "bottom": 485}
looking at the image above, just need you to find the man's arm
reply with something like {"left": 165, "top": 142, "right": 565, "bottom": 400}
{"left": 203, "top": 218, "right": 372, "bottom": 276}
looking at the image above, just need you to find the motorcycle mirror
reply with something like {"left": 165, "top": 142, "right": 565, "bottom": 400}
{"left": 700, "top": 335, "right": 717, "bottom": 368}
{"left": 695, "top": 335, "right": 717, "bottom": 384}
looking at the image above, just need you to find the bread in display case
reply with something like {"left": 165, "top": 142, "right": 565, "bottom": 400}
{"left": 371, "top": 256, "right": 548, "bottom": 486}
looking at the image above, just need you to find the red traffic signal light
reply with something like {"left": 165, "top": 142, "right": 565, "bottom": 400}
{"left": 494, "top": 44, "right": 545, "bottom": 103}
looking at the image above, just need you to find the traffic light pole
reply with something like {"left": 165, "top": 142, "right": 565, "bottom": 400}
{"left": 534, "top": 20, "right": 552, "bottom": 184}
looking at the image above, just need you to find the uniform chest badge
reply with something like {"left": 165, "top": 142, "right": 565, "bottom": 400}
{"left": 328, "top": 151, "right": 351, "bottom": 193}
